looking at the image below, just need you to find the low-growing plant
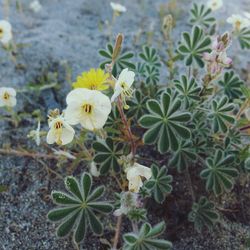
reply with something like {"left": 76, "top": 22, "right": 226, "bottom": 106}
{"left": 1, "top": 1, "right": 250, "bottom": 250}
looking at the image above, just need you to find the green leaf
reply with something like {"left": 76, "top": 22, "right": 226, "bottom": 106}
{"left": 48, "top": 172, "right": 113, "bottom": 244}
{"left": 139, "top": 92, "right": 191, "bottom": 153}
{"left": 178, "top": 26, "right": 211, "bottom": 67}
{"left": 188, "top": 196, "right": 219, "bottom": 232}
{"left": 200, "top": 150, "right": 238, "bottom": 196}
{"left": 209, "top": 96, "right": 235, "bottom": 133}
{"left": 218, "top": 71, "right": 244, "bottom": 100}
{"left": 237, "top": 28, "right": 250, "bottom": 50}
{"left": 144, "top": 165, "right": 173, "bottom": 203}
{"left": 123, "top": 222, "right": 172, "bottom": 250}
{"left": 93, "top": 137, "right": 123, "bottom": 174}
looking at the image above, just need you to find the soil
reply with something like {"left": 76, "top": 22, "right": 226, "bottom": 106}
{"left": 0, "top": 0, "right": 250, "bottom": 249}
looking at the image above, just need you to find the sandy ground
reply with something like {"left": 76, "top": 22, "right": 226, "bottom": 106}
{"left": 0, "top": 0, "right": 250, "bottom": 249}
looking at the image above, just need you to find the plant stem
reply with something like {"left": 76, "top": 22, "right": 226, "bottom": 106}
{"left": 132, "top": 221, "right": 139, "bottom": 233}
{"left": 112, "top": 215, "right": 122, "bottom": 250}
{"left": 185, "top": 167, "right": 195, "bottom": 202}
{"left": 117, "top": 96, "right": 136, "bottom": 157}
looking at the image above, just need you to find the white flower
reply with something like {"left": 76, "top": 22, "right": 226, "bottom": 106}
{"left": 0, "top": 20, "right": 12, "bottom": 45}
{"left": 46, "top": 115, "right": 75, "bottom": 145}
{"left": 227, "top": 14, "right": 250, "bottom": 31}
{"left": 244, "top": 12, "right": 250, "bottom": 20}
{"left": 0, "top": 87, "right": 16, "bottom": 107}
{"left": 126, "top": 163, "right": 152, "bottom": 193}
{"left": 111, "top": 68, "right": 135, "bottom": 109}
{"left": 64, "top": 88, "right": 111, "bottom": 131}
{"left": 29, "top": 0, "right": 42, "bottom": 13}
{"left": 110, "top": 2, "right": 127, "bottom": 13}
{"left": 207, "top": 0, "right": 223, "bottom": 11}
{"left": 89, "top": 162, "right": 100, "bottom": 177}
{"left": 245, "top": 108, "right": 250, "bottom": 120}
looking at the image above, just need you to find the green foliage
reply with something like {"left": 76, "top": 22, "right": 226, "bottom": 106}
{"left": 123, "top": 222, "right": 172, "bottom": 250}
{"left": 126, "top": 90, "right": 149, "bottom": 119}
{"left": 218, "top": 71, "right": 244, "bottom": 100}
{"left": 99, "top": 43, "right": 135, "bottom": 76}
{"left": 189, "top": 3, "right": 216, "bottom": 28}
{"left": 209, "top": 96, "right": 235, "bottom": 133}
{"left": 188, "top": 196, "right": 219, "bottom": 232}
{"left": 139, "top": 46, "right": 161, "bottom": 68}
{"left": 178, "top": 26, "right": 211, "bottom": 67}
{"left": 237, "top": 28, "right": 250, "bottom": 50}
{"left": 93, "top": 137, "right": 123, "bottom": 174}
{"left": 169, "top": 140, "right": 197, "bottom": 172}
{"left": 138, "top": 46, "right": 161, "bottom": 84}
{"left": 127, "top": 208, "right": 147, "bottom": 223}
{"left": 48, "top": 173, "right": 113, "bottom": 243}
{"left": 144, "top": 165, "right": 173, "bottom": 203}
{"left": 174, "top": 75, "right": 201, "bottom": 108}
{"left": 200, "top": 150, "right": 238, "bottom": 196}
{"left": 139, "top": 91, "right": 191, "bottom": 153}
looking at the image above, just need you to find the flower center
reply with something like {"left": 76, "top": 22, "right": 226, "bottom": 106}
{"left": 235, "top": 20, "right": 241, "bottom": 30}
{"left": 82, "top": 104, "right": 93, "bottom": 114}
{"left": 54, "top": 121, "right": 63, "bottom": 130}
{"left": 3, "top": 92, "right": 10, "bottom": 100}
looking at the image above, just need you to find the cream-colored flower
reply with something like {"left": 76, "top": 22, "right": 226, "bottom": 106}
{"left": 0, "top": 87, "right": 16, "bottom": 107}
{"left": 64, "top": 88, "right": 111, "bottom": 131}
{"left": 110, "top": 2, "right": 127, "bottom": 13}
{"left": 126, "top": 163, "right": 152, "bottom": 193}
{"left": 244, "top": 12, "right": 250, "bottom": 20}
{"left": 207, "top": 0, "right": 223, "bottom": 11}
{"left": 47, "top": 115, "right": 75, "bottom": 145}
{"left": 111, "top": 68, "right": 135, "bottom": 109}
{"left": 29, "top": 0, "right": 42, "bottom": 13}
{"left": 0, "top": 20, "right": 12, "bottom": 45}
{"left": 227, "top": 14, "right": 250, "bottom": 31}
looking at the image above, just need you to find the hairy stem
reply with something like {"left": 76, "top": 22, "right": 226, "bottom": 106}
{"left": 112, "top": 215, "right": 122, "bottom": 250}
{"left": 117, "top": 96, "right": 136, "bottom": 157}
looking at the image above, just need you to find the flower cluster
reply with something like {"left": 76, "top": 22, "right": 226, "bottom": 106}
{"left": 46, "top": 67, "right": 135, "bottom": 146}
{"left": 203, "top": 32, "right": 232, "bottom": 76}
{"left": 227, "top": 14, "right": 250, "bottom": 31}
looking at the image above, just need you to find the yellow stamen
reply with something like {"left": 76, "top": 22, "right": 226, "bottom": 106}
{"left": 3, "top": 92, "right": 10, "bottom": 100}
{"left": 120, "top": 82, "right": 133, "bottom": 109}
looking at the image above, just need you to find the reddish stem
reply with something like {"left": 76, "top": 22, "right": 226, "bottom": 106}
{"left": 117, "top": 96, "right": 136, "bottom": 157}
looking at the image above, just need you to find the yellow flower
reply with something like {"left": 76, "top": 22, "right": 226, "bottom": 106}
{"left": 72, "top": 68, "right": 109, "bottom": 91}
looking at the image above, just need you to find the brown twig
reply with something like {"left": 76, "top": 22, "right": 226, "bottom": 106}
{"left": 112, "top": 215, "right": 122, "bottom": 250}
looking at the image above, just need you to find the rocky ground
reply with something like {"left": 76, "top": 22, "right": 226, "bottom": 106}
{"left": 0, "top": 0, "right": 250, "bottom": 249}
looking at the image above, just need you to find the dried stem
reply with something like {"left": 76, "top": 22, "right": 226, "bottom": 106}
{"left": 185, "top": 167, "right": 195, "bottom": 202}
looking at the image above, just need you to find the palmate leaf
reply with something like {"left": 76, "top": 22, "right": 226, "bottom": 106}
{"left": 190, "top": 3, "right": 216, "bottom": 28}
{"left": 144, "top": 65, "right": 160, "bottom": 85}
{"left": 188, "top": 196, "right": 219, "bottom": 232}
{"left": 105, "top": 106, "right": 121, "bottom": 135}
{"left": 237, "top": 28, "right": 250, "bottom": 50}
{"left": 123, "top": 222, "right": 172, "bottom": 250}
{"left": 126, "top": 90, "right": 149, "bottom": 119}
{"left": 174, "top": 75, "right": 201, "bottom": 108}
{"left": 144, "top": 165, "right": 173, "bottom": 203}
{"left": 139, "top": 46, "right": 161, "bottom": 68}
{"left": 209, "top": 96, "right": 235, "bottom": 133}
{"left": 93, "top": 137, "right": 123, "bottom": 174}
{"left": 178, "top": 25, "right": 211, "bottom": 67}
{"left": 169, "top": 140, "right": 197, "bottom": 172}
{"left": 200, "top": 150, "right": 239, "bottom": 196}
{"left": 218, "top": 71, "right": 244, "bottom": 100}
{"left": 48, "top": 173, "right": 113, "bottom": 244}
{"left": 99, "top": 43, "right": 135, "bottom": 76}
{"left": 139, "top": 91, "right": 191, "bottom": 153}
